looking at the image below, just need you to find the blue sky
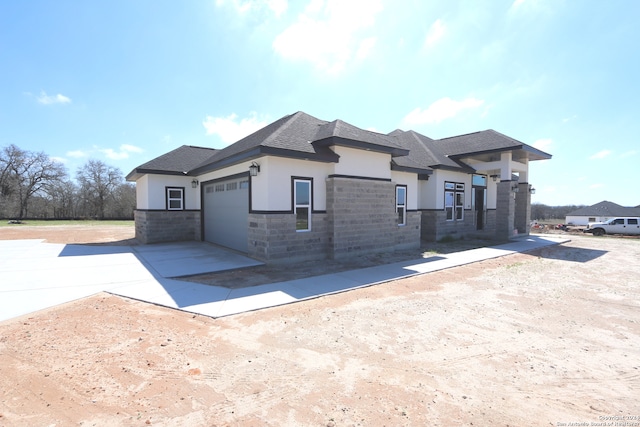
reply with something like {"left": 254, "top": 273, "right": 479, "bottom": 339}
{"left": 1, "top": 0, "right": 638, "bottom": 206}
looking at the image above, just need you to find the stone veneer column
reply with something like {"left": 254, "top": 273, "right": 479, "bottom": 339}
{"left": 495, "top": 181, "right": 516, "bottom": 240}
{"left": 514, "top": 182, "right": 532, "bottom": 236}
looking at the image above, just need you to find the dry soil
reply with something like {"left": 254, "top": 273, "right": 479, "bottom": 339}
{"left": 0, "top": 226, "right": 638, "bottom": 426}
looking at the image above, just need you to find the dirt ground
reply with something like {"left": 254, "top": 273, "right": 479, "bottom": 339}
{"left": 0, "top": 226, "right": 639, "bottom": 426}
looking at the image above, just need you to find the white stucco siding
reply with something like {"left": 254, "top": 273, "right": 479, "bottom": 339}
{"left": 391, "top": 171, "right": 418, "bottom": 210}
{"left": 332, "top": 146, "right": 392, "bottom": 179}
{"left": 135, "top": 175, "right": 150, "bottom": 209}
{"left": 249, "top": 157, "right": 332, "bottom": 211}
{"left": 142, "top": 174, "right": 201, "bottom": 210}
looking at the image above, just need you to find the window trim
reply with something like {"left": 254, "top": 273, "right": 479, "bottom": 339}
{"left": 396, "top": 185, "right": 407, "bottom": 226}
{"left": 293, "top": 177, "right": 312, "bottom": 232}
{"left": 166, "top": 186, "right": 185, "bottom": 211}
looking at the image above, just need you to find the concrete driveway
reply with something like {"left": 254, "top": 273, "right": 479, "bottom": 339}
{"left": 0, "top": 235, "right": 569, "bottom": 323}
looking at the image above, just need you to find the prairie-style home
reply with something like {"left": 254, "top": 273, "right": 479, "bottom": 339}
{"left": 127, "top": 111, "right": 551, "bottom": 262}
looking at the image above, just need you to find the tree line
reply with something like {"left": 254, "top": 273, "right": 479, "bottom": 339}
{"left": 531, "top": 203, "right": 586, "bottom": 222}
{"left": 0, "top": 144, "right": 135, "bottom": 220}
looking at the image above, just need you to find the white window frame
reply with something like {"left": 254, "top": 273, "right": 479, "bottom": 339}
{"left": 294, "top": 178, "right": 312, "bottom": 232}
{"left": 396, "top": 185, "right": 407, "bottom": 226}
{"left": 166, "top": 187, "right": 184, "bottom": 211}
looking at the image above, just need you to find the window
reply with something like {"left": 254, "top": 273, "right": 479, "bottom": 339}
{"left": 226, "top": 181, "right": 237, "bottom": 191}
{"left": 629, "top": 218, "right": 638, "bottom": 225}
{"left": 444, "top": 181, "right": 464, "bottom": 221}
{"left": 294, "top": 179, "right": 311, "bottom": 231}
{"left": 396, "top": 186, "right": 407, "bottom": 226}
{"left": 166, "top": 187, "right": 184, "bottom": 210}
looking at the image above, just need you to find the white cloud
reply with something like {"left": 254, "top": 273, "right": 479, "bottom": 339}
{"left": 621, "top": 150, "right": 637, "bottom": 158}
{"left": 272, "top": 0, "right": 383, "bottom": 74}
{"left": 216, "top": 0, "right": 288, "bottom": 17}
{"left": 99, "top": 144, "right": 144, "bottom": 160}
{"left": 120, "top": 144, "right": 144, "bottom": 154}
{"left": 67, "top": 150, "right": 88, "bottom": 158}
{"left": 532, "top": 138, "right": 552, "bottom": 151}
{"left": 50, "top": 156, "right": 67, "bottom": 164}
{"left": 589, "top": 150, "right": 611, "bottom": 160}
{"left": 402, "top": 97, "right": 485, "bottom": 125}
{"left": 37, "top": 91, "right": 71, "bottom": 105}
{"left": 203, "top": 112, "right": 269, "bottom": 144}
{"left": 424, "top": 19, "right": 446, "bottom": 48}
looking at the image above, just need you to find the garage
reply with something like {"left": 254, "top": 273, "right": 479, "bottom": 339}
{"left": 203, "top": 176, "right": 249, "bottom": 253}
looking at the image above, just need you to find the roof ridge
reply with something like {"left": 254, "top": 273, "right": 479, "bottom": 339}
{"left": 261, "top": 111, "right": 302, "bottom": 146}
{"left": 437, "top": 130, "right": 484, "bottom": 141}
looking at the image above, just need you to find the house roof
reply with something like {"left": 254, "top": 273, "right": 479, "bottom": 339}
{"left": 125, "top": 145, "right": 217, "bottom": 180}
{"left": 567, "top": 201, "right": 640, "bottom": 217}
{"left": 389, "top": 130, "right": 471, "bottom": 172}
{"left": 127, "top": 111, "right": 550, "bottom": 180}
{"left": 433, "top": 129, "right": 552, "bottom": 162}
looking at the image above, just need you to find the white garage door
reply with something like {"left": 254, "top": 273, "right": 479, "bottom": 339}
{"left": 203, "top": 177, "right": 249, "bottom": 253}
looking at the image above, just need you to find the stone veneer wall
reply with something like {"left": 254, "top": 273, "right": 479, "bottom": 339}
{"left": 134, "top": 210, "right": 201, "bottom": 244}
{"left": 247, "top": 177, "right": 421, "bottom": 262}
{"left": 420, "top": 209, "right": 499, "bottom": 242}
{"left": 247, "top": 212, "right": 329, "bottom": 262}
{"left": 326, "top": 177, "right": 420, "bottom": 260}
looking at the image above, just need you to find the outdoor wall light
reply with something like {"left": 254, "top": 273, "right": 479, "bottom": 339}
{"left": 529, "top": 185, "right": 536, "bottom": 194}
{"left": 249, "top": 162, "right": 260, "bottom": 176}
{"left": 511, "top": 183, "right": 520, "bottom": 193}
{"left": 191, "top": 179, "right": 199, "bottom": 188}
{"left": 490, "top": 174, "right": 499, "bottom": 182}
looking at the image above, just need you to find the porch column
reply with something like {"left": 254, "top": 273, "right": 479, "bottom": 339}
{"left": 514, "top": 182, "right": 532, "bottom": 236}
{"left": 495, "top": 180, "right": 516, "bottom": 240}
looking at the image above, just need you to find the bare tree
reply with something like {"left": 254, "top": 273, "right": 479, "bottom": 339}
{"left": 1, "top": 145, "right": 66, "bottom": 219}
{"left": 76, "top": 160, "right": 123, "bottom": 219}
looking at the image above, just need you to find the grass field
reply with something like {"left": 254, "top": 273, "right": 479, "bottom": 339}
{"left": 0, "top": 219, "right": 134, "bottom": 227}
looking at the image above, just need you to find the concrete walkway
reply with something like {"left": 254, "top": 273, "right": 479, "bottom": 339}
{"left": 0, "top": 235, "right": 569, "bottom": 323}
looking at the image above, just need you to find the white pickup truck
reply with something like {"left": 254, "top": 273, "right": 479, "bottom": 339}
{"left": 584, "top": 217, "right": 640, "bottom": 236}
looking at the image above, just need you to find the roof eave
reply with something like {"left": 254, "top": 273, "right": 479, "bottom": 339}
{"left": 190, "top": 146, "right": 340, "bottom": 176}
{"left": 313, "top": 136, "right": 409, "bottom": 157}
{"left": 391, "top": 164, "right": 433, "bottom": 175}
{"left": 125, "top": 168, "right": 190, "bottom": 181}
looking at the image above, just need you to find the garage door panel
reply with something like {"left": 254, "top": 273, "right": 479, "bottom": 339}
{"left": 203, "top": 178, "right": 249, "bottom": 253}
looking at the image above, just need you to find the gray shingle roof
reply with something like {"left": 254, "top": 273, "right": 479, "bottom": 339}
{"left": 126, "top": 145, "right": 217, "bottom": 180}
{"left": 433, "top": 129, "right": 551, "bottom": 161}
{"left": 390, "top": 130, "right": 465, "bottom": 171}
{"left": 128, "top": 111, "right": 551, "bottom": 180}
{"left": 567, "top": 201, "right": 640, "bottom": 217}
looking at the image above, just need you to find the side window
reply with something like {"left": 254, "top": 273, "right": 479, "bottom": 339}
{"left": 166, "top": 187, "right": 184, "bottom": 210}
{"left": 444, "top": 182, "right": 464, "bottom": 221}
{"left": 613, "top": 218, "right": 624, "bottom": 225}
{"left": 628, "top": 218, "right": 638, "bottom": 225}
{"left": 294, "top": 179, "right": 311, "bottom": 231}
{"left": 396, "top": 185, "right": 407, "bottom": 226}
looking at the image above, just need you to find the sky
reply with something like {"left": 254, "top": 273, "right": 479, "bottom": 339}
{"left": 1, "top": 0, "right": 639, "bottom": 207}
